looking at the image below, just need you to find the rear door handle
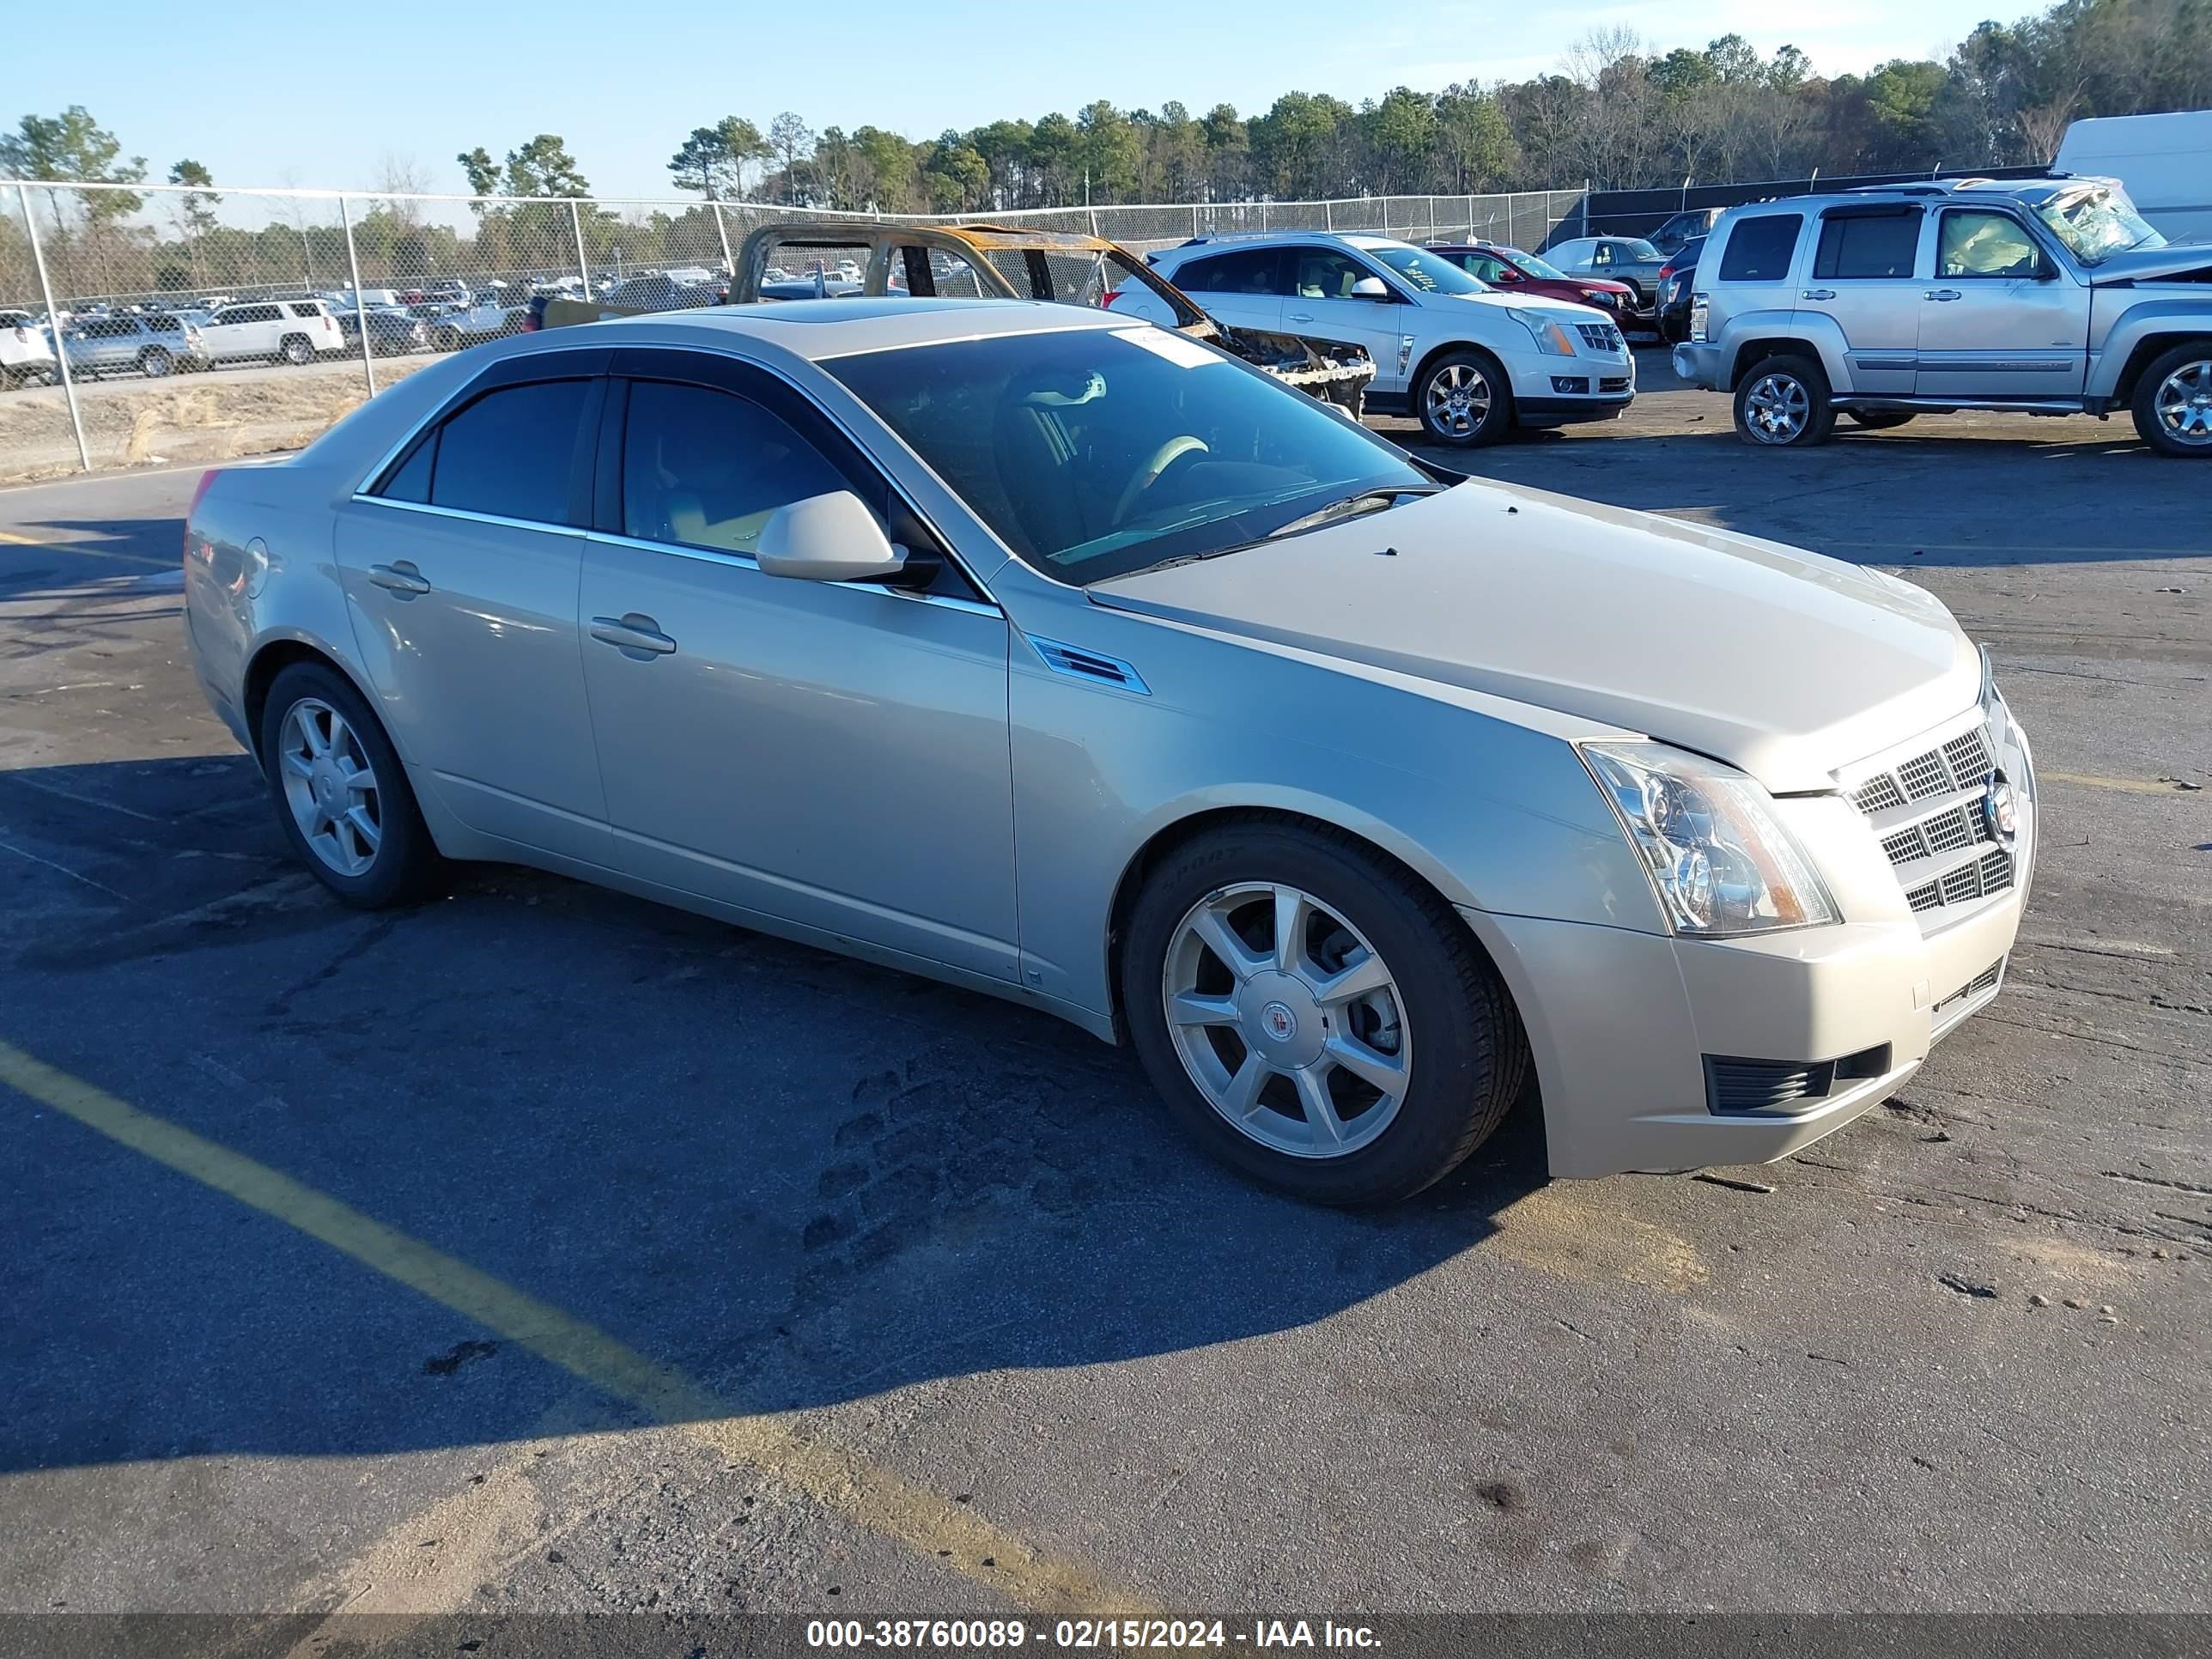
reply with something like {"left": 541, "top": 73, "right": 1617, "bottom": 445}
{"left": 1800, "top": 289, "right": 1836, "bottom": 301}
{"left": 1286, "top": 311, "right": 1316, "bottom": 323}
{"left": 589, "top": 613, "right": 677, "bottom": 656}
{"left": 1924, "top": 289, "right": 1962, "bottom": 302}
{"left": 368, "top": 561, "right": 430, "bottom": 596}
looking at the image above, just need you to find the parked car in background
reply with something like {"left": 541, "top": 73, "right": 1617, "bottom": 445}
{"left": 1148, "top": 231, "right": 1630, "bottom": 446}
{"left": 423, "top": 297, "right": 526, "bottom": 352}
{"left": 1654, "top": 235, "right": 1705, "bottom": 343}
{"left": 1425, "top": 241, "right": 1637, "bottom": 316}
{"left": 333, "top": 305, "right": 429, "bottom": 357}
{"left": 600, "top": 274, "right": 726, "bottom": 313}
{"left": 1673, "top": 175, "right": 2212, "bottom": 455}
{"left": 720, "top": 221, "right": 1374, "bottom": 416}
{"left": 1542, "top": 237, "right": 1669, "bottom": 307}
{"left": 2055, "top": 110, "right": 2212, "bottom": 245}
{"left": 1646, "top": 207, "right": 1726, "bottom": 258}
{"left": 199, "top": 299, "right": 343, "bottom": 365}
{"left": 2, "top": 309, "right": 57, "bottom": 387}
{"left": 61, "top": 312, "right": 210, "bottom": 378}
{"left": 182, "top": 301, "right": 2037, "bottom": 1204}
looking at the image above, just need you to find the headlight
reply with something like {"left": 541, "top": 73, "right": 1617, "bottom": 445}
{"left": 1581, "top": 742, "right": 1840, "bottom": 936}
{"left": 1510, "top": 310, "right": 1577, "bottom": 356}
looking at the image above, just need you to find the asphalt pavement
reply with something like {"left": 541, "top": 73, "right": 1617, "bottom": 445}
{"left": 0, "top": 364, "right": 2206, "bottom": 1644}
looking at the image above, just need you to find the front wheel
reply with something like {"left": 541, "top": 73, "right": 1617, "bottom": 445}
{"left": 258, "top": 661, "right": 441, "bottom": 908}
{"left": 2131, "top": 343, "right": 2212, "bottom": 457}
{"left": 1416, "top": 350, "right": 1514, "bottom": 447}
{"left": 1122, "top": 822, "right": 1528, "bottom": 1206}
{"left": 137, "top": 346, "right": 173, "bottom": 378}
{"left": 1734, "top": 354, "right": 1834, "bottom": 447}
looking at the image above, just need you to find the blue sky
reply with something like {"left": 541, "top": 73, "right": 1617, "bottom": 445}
{"left": 24, "top": 0, "right": 2024, "bottom": 198}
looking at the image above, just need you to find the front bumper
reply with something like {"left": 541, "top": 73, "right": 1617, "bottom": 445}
{"left": 1468, "top": 708, "right": 2037, "bottom": 1179}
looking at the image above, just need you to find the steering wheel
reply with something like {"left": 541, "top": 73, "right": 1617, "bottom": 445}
{"left": 1113, "top": 435, "right": 1210, "bottom": 526}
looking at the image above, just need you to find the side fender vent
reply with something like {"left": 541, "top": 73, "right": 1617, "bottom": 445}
{"left": 1027, "top": 636, "right": 1151, "bottom": 696}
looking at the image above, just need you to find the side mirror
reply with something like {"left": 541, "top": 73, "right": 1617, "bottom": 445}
{"left": 1494, "top": 266, "right": 1522, "bottom": 282}
{"left": 756, "top": 489, "right": 924, "bottom": 585}
{"left": 1349, "top": 276, "right": 1389, "bottom": 300}
{"left": 2034, "top": 262, "right": 2061, "bottom": 282}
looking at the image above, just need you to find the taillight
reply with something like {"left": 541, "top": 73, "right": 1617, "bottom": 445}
{"left": 184, "top": 469, "right": 221, "bottom": 564}
{"left": 520, "top": 312, "right": 539, "bottom": 331}
{"left": 1100, "top": 289, "right": 1121, "bottom": 309}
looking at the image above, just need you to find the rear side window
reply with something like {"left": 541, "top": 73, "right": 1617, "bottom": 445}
{"left": 1174, "top": 247, "right": 1283, "bottom": 295}
{"left": 405, "top": 379, "right": 591, "bottom": 525}
{"left": 1814, "top": 210, "right": 1921, "bottom": 279}
{"left": 1717, "top": 215, "right": 1803, "bottom": 283}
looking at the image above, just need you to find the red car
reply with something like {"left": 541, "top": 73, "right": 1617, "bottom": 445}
{"left": 1426, "top": 242, "right": 1639, "bottom": 319}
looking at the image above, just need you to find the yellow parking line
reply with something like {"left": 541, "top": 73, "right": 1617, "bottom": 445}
{"left": 2040, "top": 770, "right": 2204, "bottom": 796}
{"left": 0, "top": 1036, "right": 1146, "bottom": 1615}
{"left": 0, "top": 527, "right": 173, "bottom": 569}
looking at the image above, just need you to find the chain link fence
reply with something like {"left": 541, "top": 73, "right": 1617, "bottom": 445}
{"left": 0, "top": 180, "right": 1586, "bottom": 479}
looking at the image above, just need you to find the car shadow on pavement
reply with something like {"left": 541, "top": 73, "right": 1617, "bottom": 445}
{"left": 0, "top": 753, "right": 1554, "bottom": 1476}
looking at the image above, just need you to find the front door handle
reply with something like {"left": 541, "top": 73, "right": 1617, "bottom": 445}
{"left": 1800, "top": 289, "right": 1836, "bottom": 301}
{"left": 1286, "top": 311, "right": 1316, "bottom": 323}
{"left": 1924, "top": 289, "right": 1962, "bottom": 302}
{"left": 589, "top": 613, "right": 677, "bottom": 656}
{"left": 368, "top": 561, "right": 430, "bottom": 596}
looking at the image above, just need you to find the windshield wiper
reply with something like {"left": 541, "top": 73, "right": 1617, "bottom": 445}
{"left": 1265, "top": 485, "right": 1438, "bottom": 540}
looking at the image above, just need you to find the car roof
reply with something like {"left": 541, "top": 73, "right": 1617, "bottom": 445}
{"left": 564, "top": 296, "right": 1135, "bottom": 360}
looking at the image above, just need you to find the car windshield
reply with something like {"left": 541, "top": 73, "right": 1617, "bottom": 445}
{"left": 2033, "top": 185, "right": 2165, "bottom": 266}
{"left": 1505, "top": 249, "right": 1569, "bottom": 281}
{"left": 826, "top": 326, "right": 1434, "bottom": 584}
{"left": 1364, "top": 244, "right": 1487, "bottom": 295}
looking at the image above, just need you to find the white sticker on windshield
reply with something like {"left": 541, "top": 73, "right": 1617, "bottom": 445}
{"left": 1114, "top": 327, "right": 1226, "bottom": 370}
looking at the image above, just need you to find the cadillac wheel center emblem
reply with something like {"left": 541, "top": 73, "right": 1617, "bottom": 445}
{"left": 1261, "top": 1001, "right": 1298, "bottom": 1042}
{"left": 1984, "top": 775, "right": 2019, "bottom": 846}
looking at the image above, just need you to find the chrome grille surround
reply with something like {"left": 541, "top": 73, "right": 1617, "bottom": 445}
{"left": 1844, "top": 716, "right": 2015, "bottom": 925}
{"left": 1575, "top": 322, "right": 1626, "bottom": 353}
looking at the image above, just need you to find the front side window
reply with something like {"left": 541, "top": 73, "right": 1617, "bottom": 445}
{"left": 619, "top": 379, "right": 848, "bottom": 556}
{"left": 825, "top": 326, "right": 1432, "bottom": 583}
{"left": 385, "top": 378, "right": 592, "bottom": 524}
{"left": 1814, "top": 210, "right": 1922, "bottom": 280}
{"left": 1364, "top": 244, "right": 1485, "bottom": 295}
{"left": 1452, "top": 251, "right": 1510, "bottom": 283}
{"left": 1938, "top": 211, "right": 2044, "bottom": 278}
{"left": 1717, "top": 215, "right": 1804, "bottom": 283}
{"left": 1290, "top": 248, "right": 1378, "bottom": 300}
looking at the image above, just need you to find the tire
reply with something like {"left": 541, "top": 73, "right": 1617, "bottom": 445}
{"left": 258, "top": 661, "right": 441, "bottom": 908}
{"left": 2130, "top": 341, "right": 2212, "bottom": 458}
{"left": 1122, "top": 820, "right": 1528, "bottom": 1206}
{"left": 1415, "top": 349, "right": 1515, "bottom": 447}
{"left": 1844, "top": 410, "right": 1916, "bottom": 430}
{"left": 1734, "top": 353, "right": 1835, "bottom": 447}
{"left": 279, "top": 333, "right": 313, "bottom": 366}
{"left": 137, "top": 345, "right": 173, "bottom": 378}
{"left": 433, "top": 327, "right": 463, "bottom": 353}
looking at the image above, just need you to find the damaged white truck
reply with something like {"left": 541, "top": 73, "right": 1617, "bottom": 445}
{"left": 1672, "top": 175, "right": 2212, "bottom": 457}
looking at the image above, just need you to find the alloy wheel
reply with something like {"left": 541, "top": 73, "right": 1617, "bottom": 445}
{"left": 276, "top": 699, "right": 382, "bottom": 877}
{"left": 1743, "top": 372, "right": 1810, "bottom": 442}
{"left": 1424, "top": 362, "right": 1492, "bottom": 440}
{"left": 2154, "top": 358, "right": 2212, "bottom": 447}
{"left": 1161, "top": 882, "right": 1412, "bottom": 1159}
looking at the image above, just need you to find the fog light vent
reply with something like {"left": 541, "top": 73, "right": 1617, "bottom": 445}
{"left": 1551, "top": 375, "right": 1589, "bottom": 394}
{"left": 1705, "top": 1044, "right": 1891, "bottom": 1115}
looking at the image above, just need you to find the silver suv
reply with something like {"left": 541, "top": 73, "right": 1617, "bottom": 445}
{"left": 1672, "top": 176, "right": 2212, "bottom": 458}
{"left": 59, "top": 311, "right": 210, "bottom": 379}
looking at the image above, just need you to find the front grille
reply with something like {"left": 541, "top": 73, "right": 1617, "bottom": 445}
{"left": 1575, "top": 322, "right": 1625, "bottom": 352}
{"left": 1852, "top": 723, "right": 2014, "bottom": 919}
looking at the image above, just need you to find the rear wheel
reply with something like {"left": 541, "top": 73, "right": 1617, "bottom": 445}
{"left": 279, "top": 333, "right": 313, "bottom": 366}
{"left": 258, "top": 661, "right": 441, "bottom": 908}
{"left": 1122, "top": 821, "right": 1528, "bottom": 1206}
{"left": 1416, "top": 349, "right": 1514, "bottom": 447}
{"left": 2131, "top": 343, "right": 2212, "bottom": 458}
{"left": 433, "top": 326, "right": 463, "bottom": 353}
{"left": 1844, "top": 409, "right": 1916, "bottom": 430}
{"left": 1734, "top": 353, "right": 1834, "bottom": 447}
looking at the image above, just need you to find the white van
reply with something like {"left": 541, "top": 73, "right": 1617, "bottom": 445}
{"left": 2055, "top": 110, "right": 2212, "bottom": 244}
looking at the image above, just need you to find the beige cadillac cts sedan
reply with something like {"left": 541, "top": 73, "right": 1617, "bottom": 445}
{"left": 183, "top": 299, "right": 2036, "bottom": 1205}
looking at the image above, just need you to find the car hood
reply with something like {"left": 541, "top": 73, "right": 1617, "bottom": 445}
{"left": 2087, "top": 242, "right": 2212, "bottom": 283}
{"left": 1088, "top": 480, "right": 1978, "bottom": 793}
{"left": 1436, "top": 288, "right": 1607, "bottom": 321}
